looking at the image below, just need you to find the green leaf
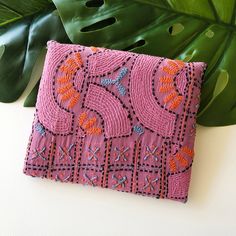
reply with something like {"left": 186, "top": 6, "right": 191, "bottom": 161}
{"left": 0, "top": 7, "right": 70, "bottom": 106}
{"left": 23, "top": 79, "right": 40, "bottom": 107}
{"left": 0, "top": 44, "right": 5, "bottom": 58}
{"left": 0, "top": 0, "right": 52, "bottom": 26}
{"left": 198, "top": 69, "right": 229, "bottom": 118}
{"left": 52, "top": 0, "right": 236, "bottom": 126}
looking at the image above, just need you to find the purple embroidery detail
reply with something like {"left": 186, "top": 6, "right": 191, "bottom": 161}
{"left": 59, "top": 144, "right": 74, "bottom": 160}
{"left": 83, "top": 173, "right": 98, "bottom": 187}
{"left": 143, "top": 176, "right": 159, "bottom": 191}
{"left": 144, "top": 146, "right": 159, "bottom": 161}
{"left": 87, "top": 147, "right": 100, "bottom": 161}
{"left": 114, "top": 146, "right": 129, "bottom": 162}
{"left": 30, "top": 147, "right": 46, "bottom": 161}
{"left": 112, "top": 174, "right": 127, "bottom": 189}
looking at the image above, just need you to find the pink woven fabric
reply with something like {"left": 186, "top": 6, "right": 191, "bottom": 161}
{"left": 23, "top": 41, "right": 207, "bottom": 202}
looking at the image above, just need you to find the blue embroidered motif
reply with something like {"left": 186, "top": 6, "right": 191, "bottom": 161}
{"left": 112, "top": 174, "right": 127, "bottom": 189}
{"left": 83, "top": 173, "right": 98, "bottom": 187}
{"left": 133, "top": 125, "right": 144, "bottom": 135}
{"left": 101, "top": 67, "right": 128, "bottom": 96}
{"left": 35, "top": 122, "right": 46, "bottom": 136}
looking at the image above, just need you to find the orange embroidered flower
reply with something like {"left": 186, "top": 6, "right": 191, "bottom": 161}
{"left": 159, "top": 60, "right": 185, "bottom": 110}
{"left": 78, "top": 112, "right": 102, "bottom": 135}
{"left": 56, "top": 52, "right": 83, "bottom": 109}
{"left": 168, "top": 146, "right": 194, "bottom": 173}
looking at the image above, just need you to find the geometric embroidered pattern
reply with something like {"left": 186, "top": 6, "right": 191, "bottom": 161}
{"left": 30, "top": 147, "right": 46, "bottom": 161}
{"left": 114, "top": 147, "right": 129, "bottom": 162}
{"left": 143, "top": 146, "right": 159, "bottom": 161}
{"left": 112, "top": 174, "right": 127, "bottom": 189}
{"left": 87, "top": 147, "right": 100, "bottom": 161}
{"left": 59, "top": 144, "right": 74, "bottom": 160}
{"left": 23, "top": 41, "right": 207, "bottom": 203}
{"left": 143, "top": 176, "right": 159, "bottom": 191}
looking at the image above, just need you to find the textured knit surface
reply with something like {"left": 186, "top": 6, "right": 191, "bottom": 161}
{"left": 23, "top": 41, "right": 207, "bottom": 203}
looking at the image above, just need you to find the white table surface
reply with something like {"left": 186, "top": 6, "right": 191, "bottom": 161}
{"left": 0, "top": 94, "right": 236, "bottom": 236}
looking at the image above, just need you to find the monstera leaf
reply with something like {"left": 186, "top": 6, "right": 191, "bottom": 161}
{"left": 52, "top": 0, "right": 236, "bottom": 126}
{"left": 0, "top": 0, "right": 70, "bottom": 106}
{"left": 0, "top": 0, "right": 50, "bottom": 26}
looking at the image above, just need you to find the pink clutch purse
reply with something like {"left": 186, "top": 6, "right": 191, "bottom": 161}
{"left": 23, "top": 41, "right": 206, "bottom": 202}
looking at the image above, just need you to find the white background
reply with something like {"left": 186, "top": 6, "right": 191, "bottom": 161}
{"left": 0, "top": 61, "right": 236, "bottom": 235}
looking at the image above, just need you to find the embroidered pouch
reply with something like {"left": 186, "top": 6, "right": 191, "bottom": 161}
{"left": 23, "top": 40, "right": 207, "bottom": 203}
